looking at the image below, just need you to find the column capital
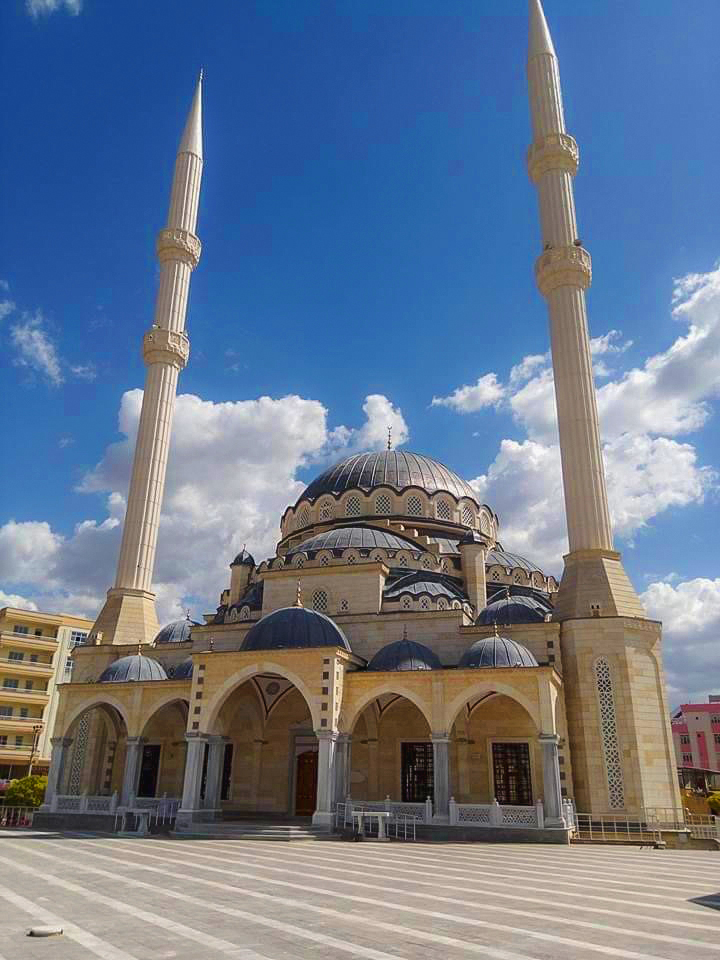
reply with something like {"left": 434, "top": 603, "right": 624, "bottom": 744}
{"left": 184, "top": 732, "right": 208, "bottom": 743}
{"left": 142, "top": 327, "right": 190, "bottom": 369}
{"left": 125, "top": 736, "right": 145, "bottom": 746}
{"left": 50, "top": 736, "right": 73, "bottom": 747}
{"left": 535, "top": 244, "right": 592, "bottom": 296}
{"left": 315, "top": 729, "right": 339, "bottom": 742}
{"left": 156, "top": 227, "right": 202, "bottom": 268}
{"left": 431, "top": 733, "right": 452, "bottom": 743}
{"left": 539, "top": 733, "right": 561, "bottom": 746}
{"left": 206, "top": 734, "right": 230, "bottom": 745}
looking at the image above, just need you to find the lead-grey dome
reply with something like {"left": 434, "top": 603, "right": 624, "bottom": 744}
{"left": 298, "top": 450, "right": 479, "bottom": 505}
{"left": 476, "top": 593, "right": 552, "bottom": 626}
{"left": 231, "top": 548, "right": 255, "bottom": 567}
{"left": 154, "top": 616, "right": 198, "bottom": 644}
{"left": 242, "top": 606, "right": 351, "bottom": 652}
{"left": 99, "top": 653, "right": 168, "bottom": 683}
{"left": 459, "top": 636, "right": 538, "bottom": 669}
{"left": 170, "top": 657, "right": 194, "bottom": 680}
{"left": 368, "top": 638, "right": 442, "bottom": 672}
{"left": 286, "top": 525, "right": 425, "bottom": 558}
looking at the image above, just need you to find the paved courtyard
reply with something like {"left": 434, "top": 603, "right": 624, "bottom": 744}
{"left": 0, "top": 831, "right": 718, "bottom": 960}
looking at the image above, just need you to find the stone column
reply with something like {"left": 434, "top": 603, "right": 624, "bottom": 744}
{"left": 120, "top": 737, "right": 145, "bottom": 807}
{"left": 432, "top": 735, "right": 451, "bottom": 823}
{"left": 333, "top": 735, "right": 351, "bottom": 807}
{"left": 203, "top": 735, "right": 228, "bottom": 815}
{"left": 539, "top": 734, "right": 564, "bottom": 827}
{"left": 312, "top": 731, "right": 338, "bottom": 828}
{"left": 175, "top": 733, "right": 207, "bottom": 828}
{"left": 40, "top": 737, "right": 73, "bottom": 811}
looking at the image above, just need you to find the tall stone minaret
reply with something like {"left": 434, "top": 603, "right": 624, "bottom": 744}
{"left": 526, "top": 1, "right": 680, "bottom": 818}
{"left": 90, "top": 75, "right": 203, "bottom": 646}
{"left": 526, "top": 1, "right": 642, "bottom": 620}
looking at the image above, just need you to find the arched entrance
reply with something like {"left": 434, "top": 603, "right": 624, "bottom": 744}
{"left": 212, "top": 672, "right": 317, "bottom": 817}
{"left": 138, "top": 699, "right": 189, "bottom": 799}
{"left": 62, "top": 702, "right": 128, "bottom": 797}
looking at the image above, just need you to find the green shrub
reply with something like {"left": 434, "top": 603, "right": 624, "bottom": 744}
{"left": 708, "top": 792, "right": 720, "bottom": 816}
{"left": 5, "top": 775, "right": 47, "bottom": 808}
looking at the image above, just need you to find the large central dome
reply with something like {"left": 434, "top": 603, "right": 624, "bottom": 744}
{"left": 299, "top": 450, "right": 478, "bottom": 505}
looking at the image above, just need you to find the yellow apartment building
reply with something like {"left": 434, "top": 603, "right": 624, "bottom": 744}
{"left": 0, "top": 607, "right": 93, "bottom": 780}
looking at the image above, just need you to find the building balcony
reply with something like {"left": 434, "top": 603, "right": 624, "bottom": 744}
{"left": 0, "top": 743, "right": 33, "bottom": 759}
{"left": 0, "top": 658, "right": 54, "bottom": 678}
{"left": 0, "top": 716, "right": 44, "bottom": 734}
{"left": 0, "top": 631, "right": 58, "bottom": 653}
{"left": 0, "top": 688, "right": 50, "bottom": 705}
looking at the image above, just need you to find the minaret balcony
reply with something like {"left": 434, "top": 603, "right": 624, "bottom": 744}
{"left": 143, "top": 327, "right": 190, "bottom": 369}
{"left": 527, "top": 132, "right": 579, "bottom": 183}
{"left": 156, "top": 227, "right": 202, "bottom": 268}
{"left": 535, "top": 244, "right": 592, "bottom": 296}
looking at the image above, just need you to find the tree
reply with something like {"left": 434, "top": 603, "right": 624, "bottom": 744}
{"left": 5, "top": 775, "right": 47, "bottom": 808}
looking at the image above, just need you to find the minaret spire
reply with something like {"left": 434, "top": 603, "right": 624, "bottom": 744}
{"left": 526, "top": 1, "right": 643, "bottom": 619}
{"left": 90, "top": 78, "right": 204, "bottom": 645}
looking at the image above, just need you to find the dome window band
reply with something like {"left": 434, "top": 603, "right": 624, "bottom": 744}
{"left": 319, "top": 502, "right": 333, "bottom": 521}
{"left": 375, "top": 494, "right": 392, "bottom": 515}
{"left": 436, "top": 499, "right": 451, "bottom": 521}
{"left": 297, "top": 508, "right": 310, "bottom": 528}
{"left": 345, "top": 496, "right": 361, "bottom": 517}
{"left": 462, "top": 504, "right": 475, "bottom": 526}
{"left": 312, "top": 590, "right": 328, "bottom": 613}
{"left": 320, "top": 555, "right": 330, "bottom": 566}
{"left": 406, "top": 495, "right": 423, "bottom": 517}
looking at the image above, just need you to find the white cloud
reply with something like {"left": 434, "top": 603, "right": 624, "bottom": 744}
{"left": 0, "top": 300, "right": 15, "bottom": 321}
{"left": 1, "top": 392, "right": 408, "bottom": 623}
{"left": 431, "top": 373, "right": 505, "bottom": 413}
{"left": 0, "top": 591, "right": 39, "bottom": 612}
{"left": 70, "top": 363, "right": 97, "bottom": 381}
{"left": 0, "top": 520, "right": 62, "bottom": 583}
{"left": 641, "top": 577, "right": 720, "bottom": 705}
{"left": 26, "top": 0, "right": 82, "bottom": 17}
{"left": 10, "top": 311, "right": 64, "bottom": 385}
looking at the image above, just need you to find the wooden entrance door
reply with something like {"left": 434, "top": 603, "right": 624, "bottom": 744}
{"left": 295, "top": 749, "right": 318, "bottom": 816}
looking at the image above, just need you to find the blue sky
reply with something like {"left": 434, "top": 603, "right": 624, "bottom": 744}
{"left": 1, "top": 0, "right": 719, "bottom": 703}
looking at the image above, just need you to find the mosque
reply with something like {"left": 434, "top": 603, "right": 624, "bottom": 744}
{"left": 38, "top": 1, "right": 681, "bottom": 839}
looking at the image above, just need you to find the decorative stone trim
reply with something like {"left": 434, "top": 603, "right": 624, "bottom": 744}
{"left": 526, "top": 132, "right": 579, "bottom": 183}
{"left": 594, "top": 656, "right": 625, "bottom": 810}
{"left": 535, "top": 245, "right": 592, "bottom": 296}
{"left": 156, "top": 228, "right": 202, "bottom": 268}
{"left": 143, "top": 327, "right": 190, "bottom": 369}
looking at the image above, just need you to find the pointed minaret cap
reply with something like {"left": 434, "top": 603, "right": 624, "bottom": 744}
{"left": 528, "top": 0, "right": 556, "bottom": 58}
{"left": 178, "top": 70, "right": 203, "bottom": 159}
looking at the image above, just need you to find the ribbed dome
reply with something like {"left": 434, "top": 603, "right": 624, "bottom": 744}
{"left": 286, "top": 525, "right": 423, "bottom": 558}
{"left": 242, "top": 606, "right": 351, "bottom": 652}
{"left": 154, "top": 617, "right": 198, "bottom": 644}
{"left": 486, "top": 547, "right": 544, "bottom": 574}
{"left": 384, "top": 571, "right": 467, "bottom": 602}
{"left": 99, "top": 654, "right": 168, "bottom": 683}
{"left": 368, "top": 638, "right": 442, "bottom": 672}
{"left": 476, "top": 593, "right": 552, "bottom": 626}
{"left": 298, "top": 451, "right": 478, "bottom": 504}
{"left": 171, "top": 657, "right": 194, "bottom": 680}
{"left": 459, "top": 636, "right": 538, "bottom": 669}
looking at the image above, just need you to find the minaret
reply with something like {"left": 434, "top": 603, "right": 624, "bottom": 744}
{"left": 526, "top": 2, "right": 642, "bottom": 619}
{"left": 90, "top": 75, "right": 204, "bottom": 645}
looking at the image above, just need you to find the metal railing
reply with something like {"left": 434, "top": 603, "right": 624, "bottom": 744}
{"left": 0, "top": 806, "right": 35, "bottom": 828}
{"left": 0, "top": 743, "right": 33, "bottom": 753}
{"left": 573, "top": 813, "right": 662, "bottom": 844}
{"left": 685, "top": 813, "right": 720, "bottom": 841}
{"left": 335, "top": 800, "right": 423, "bottom": 840}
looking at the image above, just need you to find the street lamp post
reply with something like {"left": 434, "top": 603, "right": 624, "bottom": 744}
{"left": 28, "top": 724, "right": 43, "bottom": 777}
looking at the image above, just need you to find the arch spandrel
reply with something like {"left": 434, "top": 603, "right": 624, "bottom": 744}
{"left": 59, "top": 692, "right": 131, "bottom": 740}
{"left": 444, "top": 675, "right": 543, "bottom": 733}
{"left": 339, "top": 677, "right": 434, "bottom": 734}
{"left": 204, "top": 660, "right": 320, "bottom": 732}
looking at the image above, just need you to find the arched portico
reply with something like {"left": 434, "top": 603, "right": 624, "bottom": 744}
{"left": 204, "top": 661, "right": 321, "bottom": 732}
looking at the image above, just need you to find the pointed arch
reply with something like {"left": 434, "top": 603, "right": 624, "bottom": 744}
{"left": 445, "top": 680, "right": 541, "bottom": 733}
{"left": 205, "top": 661, "right": 319, "bottom": 732}
{"left": 340, "top": 683, "right": 433, "bottom": 734}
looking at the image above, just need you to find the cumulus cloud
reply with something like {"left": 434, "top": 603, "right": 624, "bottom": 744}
{"left": 641, "top": 577, "right": 720, "bottom": 706}
{"left": 26, "top": 0, "right": 82, "bottom": 17}
{"left": 431, "top": 373, "right": 505, "bottom": 413}
{"left": 0, "top": 590, "right": 39, "bottom": 612}
{"left": 10, "top": 312, "right": 64, "bottom": 386}
{"left": 0, "top": 391, "right": 408, "bottom": 623}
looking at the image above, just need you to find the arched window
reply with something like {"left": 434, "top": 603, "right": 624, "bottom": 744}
{"left": 399, "top": 555, "right": 408, "bottom": 567}
{"left": 461, "top": 504, "right": 475, "bottom": 527}
{"left": 320, "top": 554, "right": 330, "bottom": 566}
{"left": 294, "top": 555, "right": 305, "bottom": 568}
{"left": 375, "top": 494, "right": 392, "bottom": 515}
{"left": 421, "top": 556, "right": 433, "bottom": 570}
{"left": 297, "top": 507, "right": 310, "bottom": 528}
{"left": 594, "top": 657, "right": 625, "bottom": 809}
{"left": 240, "top": 606, "right": 250, "bottom": 621}
{"left": 437, "top": 598, "right": 448, "bottom": 611}
{"left": 491, "top": 569, "right": 500, "bottom": 581}
{"left": 513, "top": 573, "right": 522, "bottom": 584}
{"left": 436, "top": 500, "right": 451, "bottom": 521}
{"left": 420, "top": 597, "right": 430, "bottom": 610}
{"left": 340, "top": 599, "right": 349, "bottom": 612}
{"left": 346, "top": 554, "right": 357, "bottom": 564}
{"left": 401, "top": 596, "right": 412, "bottom": 610}
{"left": 345, "top": 496, "right": 361, "bottom": 517}
{"left": 372, "top": 553, "right": 384, "bottom": 563}
{"left": 312, "top": 590, "right": 328, "bottom": 613}
{"left": 319, "top": 500, "right": 333, "bottom": 521}
{"left": 406, "top": 495, "right": 423, "bottom": 517}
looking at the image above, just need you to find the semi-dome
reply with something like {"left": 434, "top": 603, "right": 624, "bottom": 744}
{"left": 286, "top": 525, "right": 424, "bottom": 558}
{"left": 99, "top": 653, "right": 168, "bottom": 683}
{"left": 459, "top": 635, "right": 538, "bottom": 669}
{"left": 477, "top": 593, "right": 552, "bottom": 626}
{"left": 298, "top": 450, "right": 479, "bottom": 505}
{"left": 170, "top": 657, "right": 194, "bottom": 680}
{"left": 154, "top": 616, "right": 198, "bottom": 644}
{"left": 368, "top": 637, "right": 442, "bottom": 671}
{"left": 242, "top": 606, "right": 351, "bottom": 652}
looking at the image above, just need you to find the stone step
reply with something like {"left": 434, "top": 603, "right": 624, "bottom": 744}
{"left": 171, "top": 820, "right": 338, "bottom": 841}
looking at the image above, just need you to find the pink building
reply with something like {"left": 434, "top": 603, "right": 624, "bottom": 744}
{"left": 671, "top": 695, "right": 720, "bottom": 772}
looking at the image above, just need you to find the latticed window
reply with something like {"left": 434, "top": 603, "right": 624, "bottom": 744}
{"left": 436, "top": 500, "right": 451, "bottom": 520}
{"left": 319, "top": 501, "right": 333, "bottom": 521}
{"left": 401, "top": 742, "right": 434, "bottom": 803}
{"left": 513, "top": 573, "right": 522, "bottom": 584}
{"left": 340, "top": 599, "right": 349, "bottom": 612}
{"left": 372, "top": 553, "right": 384, "bottom": 563}
{"left": 422, "top": 556, "right": 432, "bottom": 569}
{"left": 437, "top": 598, "right": 447, "bottom": 611}
{"left": 401, "top": 596, "right": 412, "bottom": 610}
{"left": 406, "top": 495, "right": 423, "bottom": 517}
{"left": 312, "top": 590, "right": 328, "bottom": 612}
{"left": 594, "top": 657, "right": 625, "bottom": 809}
{"left": 375, "top": 494, "right": 392, "bottom": 515}
{"left": 347, "top": 554, "right": 356, "bottom": 564}
{"left": 240, "top": 606, "right": 250, "bottom": 620}
{"left": 461, "top": 504, "right": 474, "bottom": 526}
{"left": 297, "top": 507, "right": 310, "bottom": 528}
{"left": 480, "top": 514, "right": 491, "bottom": 535}
{"left": 491, "top": 570, "right": 500, "bottom": 581}
{"left": 320, "top": 555, "right": 330, "bottom": 566}
{"left": 492, "top": 742, "right": 532, "bottom": 806}
{"left": 345, "top": 496, "right": 361, "bottom": 517}
{"left": 294, "top": 555, "right": 305, "bottom": 568}
{"left": 399, "top": 555, "right": 408, "bottom": 567}
{"left": 420, "top": 597, "right": 430, "bottom": 610}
